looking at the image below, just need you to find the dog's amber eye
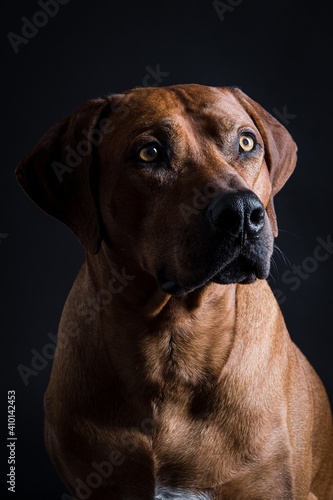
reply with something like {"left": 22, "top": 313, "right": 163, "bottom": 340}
{"left": 138, "top": 145, "right": 160, "bottom": 162}
{"left": 239, "top": 135, "right": 255, "bottom": 152}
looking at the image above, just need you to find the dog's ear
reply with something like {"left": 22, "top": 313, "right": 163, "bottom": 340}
{"left": 229, "top": 87, "right": 297, "bottom": 237}
{"left": 15, "top": 98, "right": 111, "bottom": 254}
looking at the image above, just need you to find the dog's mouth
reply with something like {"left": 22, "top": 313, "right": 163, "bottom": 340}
{"left": 211, "top": 254, "right": 268, "bottom": 285}
{"left": 158, "top": 251, "right": 270, "bottom": 296}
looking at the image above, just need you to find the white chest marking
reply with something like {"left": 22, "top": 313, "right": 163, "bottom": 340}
{"left": 155, "top": 485, "right": 211, "bottom": 499}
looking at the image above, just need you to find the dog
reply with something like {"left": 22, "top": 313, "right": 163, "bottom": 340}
{"left": 16, "top": 84, "right": 333, "bottom": 499}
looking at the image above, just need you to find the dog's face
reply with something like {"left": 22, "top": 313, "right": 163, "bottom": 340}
{"left": 16, "top": 84, "right": 297, "bottom": 295}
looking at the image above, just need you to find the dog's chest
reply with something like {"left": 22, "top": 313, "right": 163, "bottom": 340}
{"left": 152, "top": 405, "right": 234, "bottom": 489}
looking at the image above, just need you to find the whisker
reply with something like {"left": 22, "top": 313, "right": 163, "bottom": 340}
{"left": 273, "top": 243, "right": 291, "bottom": 268}
{"left": 268, "top": 271, "right": 277, "bottom": 285}
{"left": 277, "top": 228, "right": 301, "bottom": 240}
{"left": 270, "top": 256, "right": 279, "bottom": 281}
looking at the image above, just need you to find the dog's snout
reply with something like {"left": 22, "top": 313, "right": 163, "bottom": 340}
{"left": 207, "top": 191, "right": 265, "bottom": 237}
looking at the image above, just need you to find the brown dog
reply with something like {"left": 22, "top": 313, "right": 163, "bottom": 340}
{"left": 16, "top": 84, "right": 333, "bottom": 499}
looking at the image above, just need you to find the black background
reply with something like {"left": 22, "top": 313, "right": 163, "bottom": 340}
{"left": 2, "top": 1, "right": 333, "bottom": 498}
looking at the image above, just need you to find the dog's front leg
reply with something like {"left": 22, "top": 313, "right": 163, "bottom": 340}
{"left": 46, "top": 420, "right": 158, "bottom": 500}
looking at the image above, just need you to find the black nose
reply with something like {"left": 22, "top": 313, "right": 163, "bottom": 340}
{"left": 207, "top": 191, "right": 265, "bottom": 238}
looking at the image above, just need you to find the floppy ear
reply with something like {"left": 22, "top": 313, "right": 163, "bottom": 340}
{"left": 229, "top": 87, "right": 297, "bottom": 237}
{"left": 15, "top": 98, "right": 111, "bottom": 254}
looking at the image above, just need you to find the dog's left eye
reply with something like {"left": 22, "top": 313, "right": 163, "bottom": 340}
{"left": 239, "top": 134, "right": 255, "bottom": 152}
{"left": 137, "top": 144, "right": 161, "bottom": 162}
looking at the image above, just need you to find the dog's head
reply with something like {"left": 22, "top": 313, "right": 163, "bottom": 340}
{"left": 16, "top": 84, "right": 297, "bottom": 295}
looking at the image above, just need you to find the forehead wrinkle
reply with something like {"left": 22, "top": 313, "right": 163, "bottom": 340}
{"left": 166, "top": 84, "right": 224, "bottom": 111}
{"left": 158, "top": 116, "right": 200, "bottom": 159}
{"left": 166, "top": 86, "right": 254, "bottom": 141}
{"left": 188, "top": 111, "right": 236, "bottom": 142}
{"left": 120, "top": 85, "right": 251, "bottom": 137}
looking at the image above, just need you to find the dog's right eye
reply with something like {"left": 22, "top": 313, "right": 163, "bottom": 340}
{"left": 137, "top": 144, "right": 161, "bottom": 163}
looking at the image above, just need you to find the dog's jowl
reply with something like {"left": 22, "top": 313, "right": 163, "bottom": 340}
{"left": 16, "top": 85, "right": 333, "bottom": 499}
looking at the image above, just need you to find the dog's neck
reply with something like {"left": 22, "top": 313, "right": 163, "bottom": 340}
{"left": 86, "top": 244, "right": 237, "bottom": 389}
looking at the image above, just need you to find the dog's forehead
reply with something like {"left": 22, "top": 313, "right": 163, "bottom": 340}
{"left": 118, "top": 85, "right": 250, "bottom": 129}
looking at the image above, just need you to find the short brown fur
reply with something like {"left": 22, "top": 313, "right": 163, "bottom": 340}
{"left": 16, "top": 84, "right": 333, "bottom": 499}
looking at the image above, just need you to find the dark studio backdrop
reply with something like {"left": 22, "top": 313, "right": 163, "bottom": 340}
{"left": 1, "top": 0, "right": 333, "bottom": 498}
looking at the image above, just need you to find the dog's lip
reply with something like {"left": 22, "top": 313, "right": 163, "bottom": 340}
{"left": 212, "top": 254, "right": 268, "bottom": 284}
{"left": 158, "top": 253, "right": 268, "bottom": 295}
{"left": 211, "top": 266, "right": 257, "bottom": 285}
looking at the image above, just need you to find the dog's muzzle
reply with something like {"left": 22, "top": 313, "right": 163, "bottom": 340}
{"left": 158, "top": 191, "right": 272, "bottom": 295}
{"left": 206, "top": 190, "right": 270, "bottom": 286}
